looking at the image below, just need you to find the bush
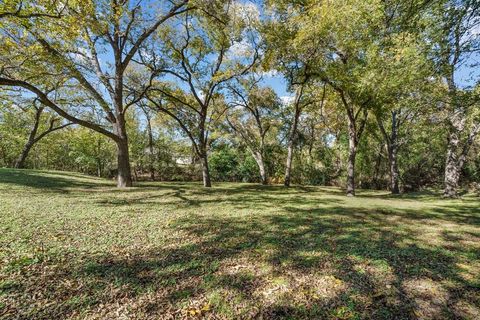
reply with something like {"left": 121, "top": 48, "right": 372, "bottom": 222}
{"left": 209, "top": 147, "right": 239, "bottom": 182}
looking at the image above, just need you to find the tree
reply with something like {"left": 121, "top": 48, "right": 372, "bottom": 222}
{"left": 364, "top": 0, "right": 431, "bottom": 194}
{"left": 426, "top": 0, "right": 480, "bottom": 197}
{"left": 14, "top": 100, "right": 72, "bottom": 168}
{"left": 266, "top": 0, "right": 432, "bottom": 195}
{"left": 143, "top": 1, "right": 260, "bottom": 187}
{"left": 226, "top": 79, "right": 280, "bottom": 185}
{"left": 0, "top": 0, "right": 66, "bottom": 20}
{"left": 0, "top": 95, "right": 72, "bottom": 168}
{"left": 139, "top": 103, "right": 156, "bottom": 181}
{"left": 0, "top": 0, "right": 191, "bottom": 187}
{"left": 264, "top": 0, "right": 370, "bottom": 195}
{"left": 282, "top": 81, "right": 316, "bottom": 187}
{"left": 263, "top": 4, "right": 319, "bottom": 187}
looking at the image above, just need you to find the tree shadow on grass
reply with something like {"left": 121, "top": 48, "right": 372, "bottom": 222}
{"left": 4, "top": 202, "right": 479, "bottom": 319}
{"left": 0, "top": 169, "right": 110, "bottom": 193}
{"left": 1, "top": 170, "right": 479, "bottom": 318}
{"left": 95, "top": 188, "right": 344, "bottom": 211}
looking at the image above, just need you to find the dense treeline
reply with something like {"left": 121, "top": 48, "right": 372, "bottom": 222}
{"left": 0, "top": 0, "right": 479, "bottom": 197}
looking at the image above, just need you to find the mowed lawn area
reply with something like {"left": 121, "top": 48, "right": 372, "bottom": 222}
{"left": 0, "top": 169, "right": 479, "bottom": 319}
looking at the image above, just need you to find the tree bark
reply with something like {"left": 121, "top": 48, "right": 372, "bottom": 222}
{"left": 372, "top": 145, "right": 383, "bottom": 189}
{"left": 112, "top": 34, "right": 133, "bottom": 188}
{"left": 346, "top": 119, "right": 356, "bottom": 197}
{"left": 115, "top": 137, "right": 132, "bottom": 188}
{"left": 284, "top": 141, "right": 295, "bottom": 187}
{"left": 15, "top": 140, "right": 36, "bottom": 169}
{"left": 200, "top": 150, "right": 212, "bottom": 187}
{"left": 443, "top": 106, "right": 464, "bottom": 198}
{"left": 15, "top": 107, "right": 42, "bottom": 169}
{"left": 333, "top": 88, "right": 367, "bottom": 197}
{"left": 113, "top": 117, "right": 133, "bottom": 188}
{"left": 253, "top": 151, "right": 267, "bottom": 185}
{"left": 146, "top": 114, "right": 155, "bottom": 181}
{"left": 443, "top": 117, "right": 479, "bottom": 198}
{"left": 284, "top": 88, "right": 303, "bottom": 187}
{"left": 388, "top": 111, "right": 400, "bottom": 194}
{"left": 96, "top": 139, "right": 103, "bottom": 177}
{"left": 388, "top": 144, "right": 400, "bottom": 194}
{"left": 198, "top": 109, "right": 212, "bottom": 188}
{"left": 376, "top": 110, "right": 401, "bottom": 194}
{"left": 444, "top": 131, "right": 461, "bottom": 197}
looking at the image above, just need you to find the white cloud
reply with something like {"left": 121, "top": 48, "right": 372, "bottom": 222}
{"left": 230, "top": 1, "right": 260, "bottom": 23}
{"left": 259, "top": 69, "right": 279, "bottom": 78}
{"left": 281, "top": 95, "right": 295, "bottom": 105}
{"left": 228, "top": 38, "right": 253, "bottom": 58}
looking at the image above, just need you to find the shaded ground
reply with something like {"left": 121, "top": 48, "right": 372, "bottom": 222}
{"left": 0, "top": 169, "right": 479, "bottom": 319}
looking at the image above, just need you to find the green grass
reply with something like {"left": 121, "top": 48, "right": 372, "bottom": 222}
{"left": 0, "top": 168, "right": 479, "bottom": 319}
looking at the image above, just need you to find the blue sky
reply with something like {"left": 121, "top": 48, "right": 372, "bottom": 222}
{"left": 94, "top": 0, "right": 478, "bottom": 105}
{"left": 455, "top": 53, "right": 480, "bottom": 89}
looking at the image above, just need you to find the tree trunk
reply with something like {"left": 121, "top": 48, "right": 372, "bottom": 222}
{"left": 15, "top": 140, "right": 35, "bottom": 169}
{"left": 346, "top": 120, "right": 356, "bottom": 197}
{"left": 114, "top": 117, "right": 133, "bottom": 188}
{"left": 388, "top": 145, "right": 400, "bottom": 194}
{"left": 15, "top": 107, "right": 43, "bottom": 169}
{"left": 133, "top": 166, "right": 139, "bottom": 181}
{"left": 443, "top": 109, "right": 480, "bottom": 197}
{"left": 389, "top": 111, "right": 400, "bottom": 194}
{"left": 200, "top": 151, "right": 212, "bottom": 187}
{"left": 97, "top": 158, "right": 102, "bottom": 177}
{"left": 253, "top": 151, "right": 267, "bottom": 185}
{"left": 377, "top": 111, "right": 401, "bottom": 194}
{"left": 284, "top": 142, "right": 294, "bottom": 187}
{"left": 96, "top": 138, "right": 102, "bottom": 177}
{"left": 284, "top": 102, "right": 301, "bottom": 187}
{"left": 146, "top": 115, "right": 155, "bottom": 181}
{"left": 444, "top": 112, "right": 465, "bottom": 198}
{"left": 372, "top": 146, "right": 382, "bottom": 189}
{"left": 444, "top": 125, "right": 461, "bottom": 198}
{"left": 112, "top": 50, "right": 133, "bottom": 188}
{"left": 115, "top": 137, "right": 132, "bottom": 188}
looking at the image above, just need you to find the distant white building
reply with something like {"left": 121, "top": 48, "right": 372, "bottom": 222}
{"left": 175, "top": 157, "right": 191, "bottom": 166}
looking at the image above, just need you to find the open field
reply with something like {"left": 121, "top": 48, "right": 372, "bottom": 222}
{"left": 0, "top": 169, "right": 479, "bottom": 319}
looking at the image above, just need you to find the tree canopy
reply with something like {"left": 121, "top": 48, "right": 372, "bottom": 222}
{"left": 1, "top": 0, "right": 479, "bottom": 197}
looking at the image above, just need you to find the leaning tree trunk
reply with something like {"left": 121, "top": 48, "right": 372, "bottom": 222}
{"left": 15, "top": 140, "right": 36, "bottom": 169}
{"left": 114, "top": 117, "right": 133, "bottom": 188}
{"left": 346, "top": 120, "right": 357, "bottom": 197}
{"left": 15, "top": 107, "right": 43, "bottom": 169}
{"left": 252, "top": 151, "right": 267, "bottom": 185}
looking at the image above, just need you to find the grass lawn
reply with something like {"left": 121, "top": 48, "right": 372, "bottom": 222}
{"left": 0, "top": 169, "right": 479, "bottom": 319}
